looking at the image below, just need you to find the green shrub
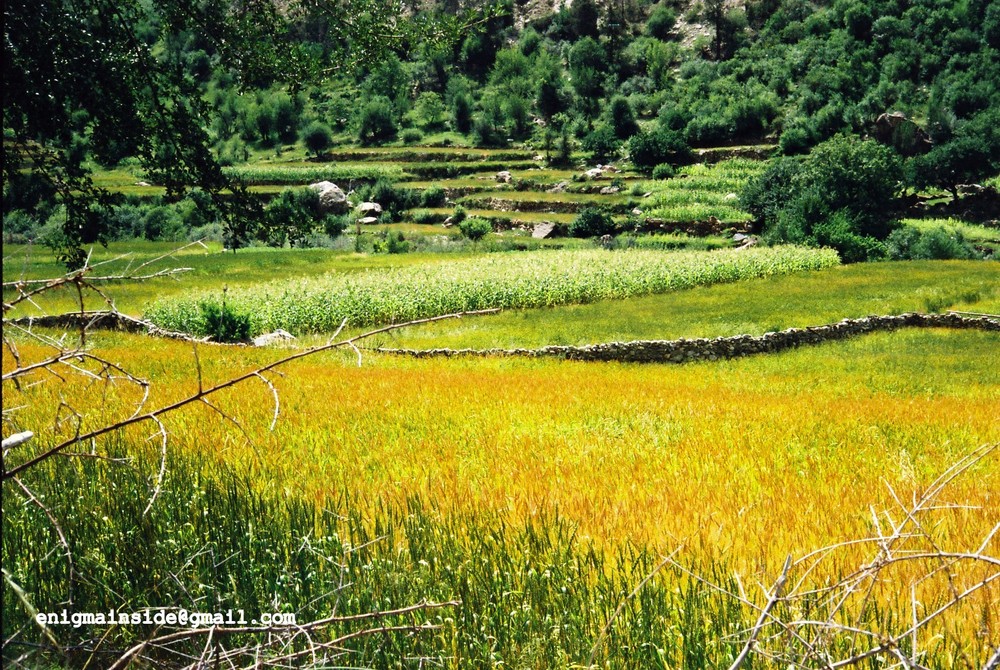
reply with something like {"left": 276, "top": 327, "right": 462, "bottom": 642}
{"left": 262, "top": 188, "right": 324, "bottom": 247}
{"left": 745, "top": 136, "right": 904, "bottom": 261}
{"left": 412, "top": 209, "right": 441, "bottom": 224}
{"left": 651, "top": 163, "right": 676, "bottom": 180}
{"left": 401, "top": 128, "right": 423, "bottom": 145}
{"left": 421, "top": 185, "right": 447, "bottom": 207}
{"left": 459, "top": 217, "right": 493, "bottom": 241}
{"left": 452, "top": 93, "right": 473, "bottom": 135}
{"left": 355, "top": 179, "right": 418, "bottom": 221}
{"left": 647, "top": 5, "right": 678, "bottom": 39}
{"left": 451, "top": 205, "right": 468, "bottom": 225}
{"left": 810, "top": 210, "right": 887, "bottom": 263}
{"left": 143, "top": 206, "right": 185, "bottom": 241}
{"left": 628, "top": 129, "right": 692, "bottom": 171}
{"left": 885, "top": 226, "right": 981, "bottom": 260}
{"left": 302, "top": 121, "right": 333, "bottom": 157}
{"left": 200, "top": 299, "right": 252, "bottom": 343}
{"left": 569, "top": 207, "right": 616, "bottom": 238}
{"left": 608, "top": 96, "right": 640, "bottom": 139}
{"left": 373, "top": 229, "right": 409, "bottom": 254}
{"left": 357, "top": 96, "right": 397, "bottom": 145}
{"left": 582, "top": 125, "right": 622, "bottom": 162}
{"left": 740, "top": 157, "right": 803, "bottom": 225}
{"left": 2, "top": 209, "right": 40, "bottom": 243}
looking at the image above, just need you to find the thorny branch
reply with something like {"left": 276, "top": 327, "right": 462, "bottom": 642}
{"left": 672, "top": 443, "right": 999, "bottom": 670}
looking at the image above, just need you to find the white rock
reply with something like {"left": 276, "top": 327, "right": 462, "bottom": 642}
{"left": 309, "top": 181, "right": 349, "bottom": 214}
{"left": 253, "top": 329, "right": 296, "bottom": 347}
{"left": 357, "top": 201, "right": 382, "bottom": 215}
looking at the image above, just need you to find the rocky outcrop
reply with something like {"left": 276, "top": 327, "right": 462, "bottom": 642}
{"left": 375, "top": 313, "right": 999, "bottom": 363}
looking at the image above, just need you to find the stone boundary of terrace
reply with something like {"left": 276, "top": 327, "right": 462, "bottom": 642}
{"left": 374, "top": 313, "right": 999, "bottom": 364}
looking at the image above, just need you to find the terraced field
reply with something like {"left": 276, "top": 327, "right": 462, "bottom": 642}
{"left": 6, "top": 144, "right": 999, "bottom": 669}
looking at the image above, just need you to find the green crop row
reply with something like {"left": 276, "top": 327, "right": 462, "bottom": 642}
{"left": 223, "top": 163, "right": 408, "bottom": 184}
{"left": 145, "top": 246, "right": 840, "bottom": 335}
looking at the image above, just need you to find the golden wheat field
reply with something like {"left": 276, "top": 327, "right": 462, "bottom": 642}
{"left": 4, "top": 260, "right": 999, "bottom": 667}
{"left": 10, "top": 327, "right": 997, "bottom": 563}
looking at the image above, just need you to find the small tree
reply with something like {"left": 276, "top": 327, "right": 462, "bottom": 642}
{"left": 608, "top": 96, "right": 640, "bottom": 140}
{"left": 583, "top": 125, "right": 622, "bottom": 162}
{"left": 357, "top": 96, "right": 397, "bottom": 145}
{"left": 742, "top": 135, "right": 905, "bottom": 261}
{"left": 628, "top": 129, "right": 692, "bottom": 171}
{"left": 646, "top": 5, "right": 677, "bottom": 40}
{"left": 452, "top": 93, "right": 473, "bottom": 135}
{"left": 459, "top": 217, "right": 492, "bottom": 241}
{"left": 569, "top": 207, "right": 616, "bottom": 238}
{"left": 907, "top": 111, "right": 1000, "bottom": 202}
{"left": 302, "top": 121, "right": 333, "bottom": 157}
{"left": 414, "top": 92, "right": 446, "bottom": 130}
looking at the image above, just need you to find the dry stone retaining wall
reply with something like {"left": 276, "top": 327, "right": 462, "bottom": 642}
{"left": 376, "top": 313, "right": 999, "bottom": 364}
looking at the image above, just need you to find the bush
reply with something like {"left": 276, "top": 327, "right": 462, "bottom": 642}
{"left": 651, "top": 163, "right": 675, "bottom": 179}
{"left": 412, "top": 209, "right": 441, "bottom": 224}
{"left": 779, "top": 125, "right": 814, "bottom": 155}
{"left": 885, "top": 226, "right": 981, "bottom": 260}
{"left": 452, "top": 94, "right": 473, "bottom": 135}
{"left": 401, "top": 128, "right": 423, "bottom": 145}
{"left": 647, "top": 5, "right": 677, "bottom": 40}
{"left": 745, "top": 136, "right": 904, "bottom": 261}
{"left": 810, "top": 210, "right": 887, "bottom": 263}
{"left": 459, "top": 217, "right": 493, "bottom": 241}
{"left": 582, "top": 125, "right": 622, "bottom": 162}
{"left": 324, "top": 214, "right": 349, "bottom": 238}
{"left": 357, "top": 96, "right": 397, "bottom": 145}
{"left": 3, "top": 209, "right": 40, "bottom": 243}
{"left": 143, "top": 206, "right": 185, "bottom": 241}
{"left": 628, "top": 129, "right": 692, "bottom": 171}
{"left": 355, "top": 179, "right": 418, "bottom": 221}
{"left": 373, "top": 230, "right": 409, "bottom": 254}
{"left": 608, "top": 96, "right": 640, "bottom": 139}
{"left": 684, "top": 115, "right": 733, "bottom": 147}
{"left": 569, "top": 207, "right": 616, "bottom": 238}
{"left": 800, "top": 136, "right": 903, "bottom": 239}
{"left": 200, "top": 299, "right": 252, "bottom": 343}
{"left": 420, "top": 185, "right": 447, "bottom": 208}
{"left": 451, "top": 205, "right": 468, "bottom": 225}
{"left": 740, "top": 157, "right": 803, "bottom": 225}
{"left": 262, "top": 188, "right": 324, "bottom": 247}
{"left": 302, "top": 121, "right": 333, "bottom": 157}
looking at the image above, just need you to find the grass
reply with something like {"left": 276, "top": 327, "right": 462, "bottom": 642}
{"left": 4, "top": 246, "right": 998, "bottom": 666}
{"left": 639, "top": 159, "right": 765, "bottom": 222}
{"left": 144, "top": 246, "right": 840, "bottom": 335}
{"left": 224, "top": 162, "right": 408, "bottom": 184}
{"left": 372, "top": 260, "right": 999, "bottom": 349}
{"left": 901, "top": 217, "right": 1000, "bottom": 253}
{"left": 4, "top": 324, "right": 996, "bottom": 666}
{"left": 2, "top": 241, "right": 481, "bottom": 316}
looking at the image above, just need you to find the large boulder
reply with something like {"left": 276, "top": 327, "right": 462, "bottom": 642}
{"left": 532, "top": 222, "right": 557, "bottom": 239}
{"left": 872, "top": 112, "right": 932, "bottom": 156}
{"left": 309, "top": 181, "right": 350, "bottom": 214}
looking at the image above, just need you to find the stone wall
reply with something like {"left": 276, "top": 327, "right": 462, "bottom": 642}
{"left": 376, "top": 313, "right": 999, "bottom": 364}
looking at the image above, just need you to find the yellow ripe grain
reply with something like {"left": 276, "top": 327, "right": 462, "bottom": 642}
{"left": 5, "top": 333, "right": 997, "bottom": 587}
